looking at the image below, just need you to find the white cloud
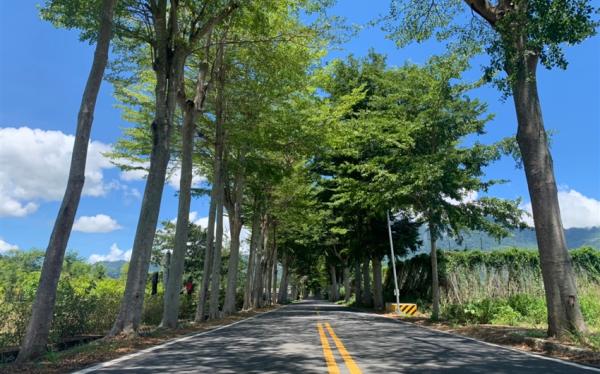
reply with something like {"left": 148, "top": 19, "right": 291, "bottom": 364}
{"left": 166, "top": 165, "right": 206, "bottom": 190}
{"left": 119, "top": 160, "right": 149, "bottom": 182}
{"left": 172, "top": 211, "right": 251, "bottom": 254}
{"left": 89, "top": 243, "right": 132, "bottom": 263}
{"left": 0, "top": 238, "right": 18, "bottom": 254}
{"left": 106, "top": 180, "right": 142, "bottom": 201}
{"left": 444, "top": 190, "right": 478, "bottom": 206}
{"left": 73, "top": 214, "right": 122, "bottom": 233}
{"left": 0, "top": 127, "right": 114, "bottom": 217}
{"left": 522, "top": 189, "right": 600, "bottom": 229}
{"left": 191, "top": 212, "right": 251, "bottom": 254}
{"left": 0, "top": 197, "right": 38, "bottom": 217}
{"left": 127, "top": 187, "right": 142, "bottom": 199}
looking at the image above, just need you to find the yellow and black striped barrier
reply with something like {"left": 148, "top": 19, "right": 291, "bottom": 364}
{"left": 385, "top": 302, "right": 418, "bottom": 315}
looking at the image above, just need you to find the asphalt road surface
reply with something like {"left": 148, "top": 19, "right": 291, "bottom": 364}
{"left": 74, "top": 300, "right": 599, "bottom": 373}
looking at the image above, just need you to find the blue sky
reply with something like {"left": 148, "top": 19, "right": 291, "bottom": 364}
{"left": 0, "top": 1, "right": 599, "bottom": 261}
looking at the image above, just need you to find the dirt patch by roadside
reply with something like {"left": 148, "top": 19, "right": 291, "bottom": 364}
{"left": 0, "top": 306, "right": 278, "bottom": 374}
{"left": 383, "top": 314, "right": 600, "bottom": 368}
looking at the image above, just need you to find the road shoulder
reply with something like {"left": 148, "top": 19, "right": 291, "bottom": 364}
{"left": 378, "top": 311, "right": 600, "bottom": 370}
{"left": 1, "top": 306, "right": 283, "bottom": 374}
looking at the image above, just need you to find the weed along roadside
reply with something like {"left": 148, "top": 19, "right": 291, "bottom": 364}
{"left": 383, "top": 248, "right": 600, "bottom": 334}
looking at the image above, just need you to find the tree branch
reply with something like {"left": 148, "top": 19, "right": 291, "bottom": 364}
{"left": 189, "top": 0, "right": 239, "bottom": 46}
{"left": 463, "top": 0, "right": 498, "bottom": 26}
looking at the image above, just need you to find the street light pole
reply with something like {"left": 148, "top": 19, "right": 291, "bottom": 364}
{"left": 386, "top": 210, "right": 401, "bottom": 314}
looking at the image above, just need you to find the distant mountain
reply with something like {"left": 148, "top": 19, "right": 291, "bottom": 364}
{"left": 93, "top": 260, "right": 161, "bottom": 279}
{"left": 418, "top": 226, "right": 600, "bottom": 252}
{"left": 94, "top": 260, "right": 127, "bottom": 278}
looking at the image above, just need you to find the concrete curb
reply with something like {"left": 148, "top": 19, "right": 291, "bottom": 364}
{"left": 508, "top": 334, "right": 600, "bottom": 358}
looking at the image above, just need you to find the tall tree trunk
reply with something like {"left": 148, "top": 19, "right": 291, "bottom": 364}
{"left": 277, "top": 251, "right": 288, "bottom": 304}
{"left": 222, "top": 172, "right": 244, "bottom": 315}
{"left": 511, "top": 47, "right": 587, "bottom": 336}
{"left": 272, "top": 240, "right": 278, "bottom": 305}
{"left": 266, "top": 225, "right": 277, "bottom": 305}
{"left": 162, "top": 251, "right": 171, "bottom": 287}
{"left": 263, "top": 244, "right": 271, "bottom": 305}
{"left": 161, "top": 109, "right": 194, "bottom": 327}
{"left": 253, "top": 256, "right": 264, "bottom": 307}
{"left": 463, "top": 0, "right": 588, "bottom": 338}
{"left": 291, "top": 283, "right": 298, "bottom": 301}
{"left": 372, "top": 256, "right": 383, "bottom": 310}
{"left": 256, "top": 217, "right": 269, "bottom": 307}
{"left": 354, "top": 261, "right": 362, "bottom": 304}
{"left": 208, "top": 44, "right": 226, "bottom": 320}
{"left": 222, "top": 207, "right": 242, "bottom": 314}
{"left": 17, "top": 0, "right": 116, "bottom": 361}
{"left": 253, "top": 219, "right": 268, "bottom": 307}
{"left": 208, "top": 188, "right": 224, "bottom": 319}
{"left": 161, "top": 41, "right": 211, "bottom": 328}
{"left": 429, "top": 221, "right": 440, "bottom": 320}
{"left": 243, "top": 202, "right": 261, "bottom": 310}
{"left": 361, "top": 259, "right": 372, "bottom": 306}
{"left": 110, "top": 1, "right": 185, "bottom": 336}
{"left": 195, "top": 189, "right": 216, "bottom": 322}
{"left": 343, "top": 266, "right": 351, "bottom": 303}
{"left": 265, "top": 258, "right": 273, "bottom": 305}
{"left": 114, "top": 1, "right": 236, "bottom": 332}
{"left": 329, "top": 264, "right": 338, "bottom": 301}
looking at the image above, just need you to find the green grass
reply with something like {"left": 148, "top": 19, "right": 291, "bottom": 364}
{"left": 438, "top": 282, "right": 600, "bottom": 351}
{"left": 587, "top": 333, "right": 600, "bottom": 350}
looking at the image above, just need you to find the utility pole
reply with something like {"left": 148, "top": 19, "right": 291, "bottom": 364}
{"left": 386, "top": 211, "right": 401, "bottom": 314}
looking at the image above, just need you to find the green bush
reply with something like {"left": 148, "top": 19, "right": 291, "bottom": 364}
{"left": 442, "top": 298, "right": 505, "bottom": 324}
{"left": 386, "top": 247, "right": 600, "bottom": 330}
{"left": 142, "top": 294, "right": 164, "bottom": 326}
{"left": 0, "top": 301, "right": 30, "bottom": 348}
{"left": 385, "top": 247, "right": 599, "bottom": 305}
{"left": 179, "top": 295, "right": 197, "bottom": 320}
{"left": 1, "top": 252, "right": 136, "bottom": 349}
{"left": 443, "top": 295, "right": 544, "bottom": 326}
{"left": 443, "top": 291, "right": 600, "bottom": 330}
{"left": 580, "top": 289, "right": 600, "bottom": 329}
{"left": 506, "top": 294, "right": 547, "bottom": 325}
{"left": 491, "top": 305, "right": 522, "bottom": 326}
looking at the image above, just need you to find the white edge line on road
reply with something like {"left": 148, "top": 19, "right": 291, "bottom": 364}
{"left": 70, "top": 304, "right": 289, "bottom": 374}
{"left": 347, "top": 310, "right": 600, "bottom": 373}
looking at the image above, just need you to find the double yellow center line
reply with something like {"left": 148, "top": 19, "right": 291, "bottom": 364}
{"left": 316, "top": 322, "right": 362, "bottom": 374}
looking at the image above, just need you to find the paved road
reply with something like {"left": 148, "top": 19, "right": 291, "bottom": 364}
{"left": 76, "top": 300, "right": 599, "bottom": 373}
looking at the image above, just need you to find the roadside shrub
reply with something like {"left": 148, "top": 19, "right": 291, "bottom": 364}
{"left": 491, "top": 305, "right": 521, "bottom": 326}
{"left": 0, "top": 301, "right": 30, "bottom": 348}
{"left": 442, "top": 303, "right": 479, "bottom": 324}
{"left": 385, "top": 247, "right": 599, "bottom": 305}
{"left": 179, "top": 295, "right": 197, "bottom": 320}
{"left": 506, "top": 294, "right": 547, "bottom": 325}
{"left": 142, "top": 293, "right": 164, "bottom": 326}
{"left": 385, "top": 247, "right": 600, "bottom": 330}
{"left": 443, "top": 298, "right": 507, "bottom": 324}
{"left": 580, "top": 287, "right": 600, "bottom": 329}
{"left": 443, "top": 295, "right": 545, "bottom": 326}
